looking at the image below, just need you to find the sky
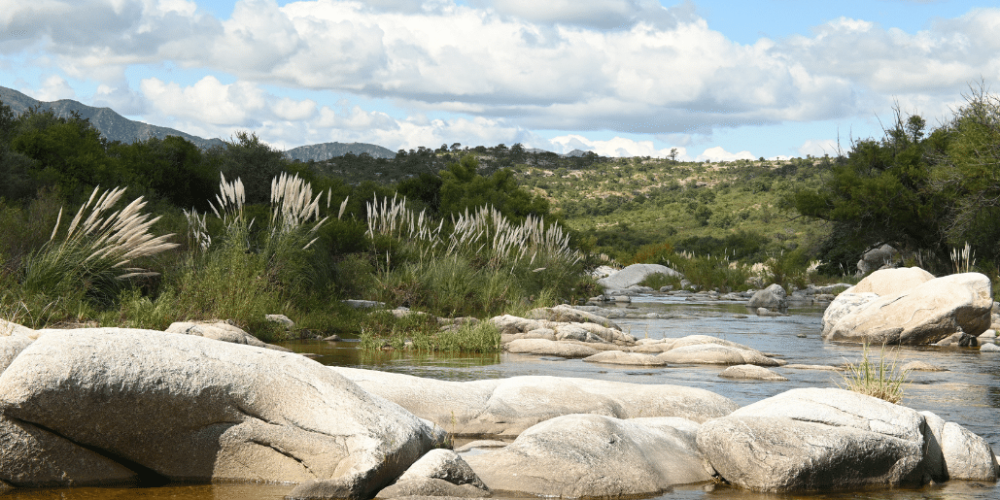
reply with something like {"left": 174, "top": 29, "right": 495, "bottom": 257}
{"left": 1, "top": 0, "right": 999, "bottom": 161}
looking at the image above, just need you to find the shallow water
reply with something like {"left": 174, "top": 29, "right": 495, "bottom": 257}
{"left": 10, "top": 295, "right": 1000, "bottom": 499}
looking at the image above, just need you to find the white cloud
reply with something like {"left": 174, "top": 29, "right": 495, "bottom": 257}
{"left": 797, "top": 139, "right": 840, "bottom": 157}
{"left": 26, "top": 75, "right": 77, "bottom": 101}
{"left": 92, "top": 81, "right": 148, "bottom": 116}
{"left": 4, "top": 0, "right": 1000, "bottom": 153}
{"left": 695, "top": 146, "right": 755, "bottom": 162}
{"left": 549, "top": 134, "right": 685, "bottom": 158}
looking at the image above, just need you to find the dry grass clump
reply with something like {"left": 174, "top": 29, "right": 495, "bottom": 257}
{"left": 22, "top": 186, "right": 178, "bottom": 304}
{"left": 840, "top": 342, "right": 910, "bottom": 404}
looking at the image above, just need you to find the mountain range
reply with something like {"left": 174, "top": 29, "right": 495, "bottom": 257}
{"left": 0, "top": 85, "right": 576, "bottom": 161}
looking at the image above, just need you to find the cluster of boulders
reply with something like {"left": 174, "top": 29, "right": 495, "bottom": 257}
{"left": 822, "top": 267, "right": 996, "bottom": 346}
{"left": 3, "top": 308, "right": 999, "bottom": 498}
{"left": 492, "top": 304, "right": 786, "bottom": 370}
{"left": 335, "top": 369, "right": 998, "bottom": 497}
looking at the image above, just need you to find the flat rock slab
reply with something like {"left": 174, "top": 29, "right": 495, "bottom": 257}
{"left": 523, "top": 305, "right": 621, "bottom": 330}
{"left": 656, "top": 344, "right": 782, "bottom": 367}
{"left": 583, "top": 351, "right": 667, "bottom": 366}
{"left": 719, "top": 364, "right": 788, "bottom": 381}
{"left": 505, "top": 339, "right": 599, "bottom": 358}
{"left": 331, "top": 367, "right": 739, "bottom": 437}
{"left": 901, "top": 361, "right": 947, "bottom": 372}
{"left": 782, "top": 364, "right": 843, "bottom": 372}
{"left": 465, "top": 415, "right": 713, "bottom": 498}
{"left": 0, "top": 330, "right": 442, "bottom": 497}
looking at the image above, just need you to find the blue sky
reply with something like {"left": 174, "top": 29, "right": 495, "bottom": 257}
{"left": 1, "top": 0, "right": 998, "bottom": 160}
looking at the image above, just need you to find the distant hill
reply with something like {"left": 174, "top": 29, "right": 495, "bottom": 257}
{"left": 285, "top": 142, "right": 396, "bottom": 161}
{"left": 0, "top": 85, "right": 227, "bottom": 150}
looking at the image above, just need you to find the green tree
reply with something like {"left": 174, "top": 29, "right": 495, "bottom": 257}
{"left": 10, "top": 108, "right": 131, "bottom": 198}
{"left": 109, "top": 136, "right": 219, "bottom": 209}
{"left": 439, "top": 154, "right": 549, "bottom": 220}
{"left": 792, "top": 107, "right": 949, "bottom": 271}
{"left": 216, "top": 131, "right": 287, "bottom": 204}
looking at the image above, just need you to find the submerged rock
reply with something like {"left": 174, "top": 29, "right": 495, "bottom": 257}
{"left": 465, "top": 415, "right": 713, "bottom": 498}
{"left": 330, "top": 367, "right": 739, "bottom": 437}
{"left": 583, "top": 351, "right": 668, "bottom": 366}
{"left": 0, "top": 330, "right": 443, "bottom": 496}
{"left": 718, "top": 364, "right": 788, "bottom": 381}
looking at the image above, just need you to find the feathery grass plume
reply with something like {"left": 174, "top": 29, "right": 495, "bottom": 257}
{"left": 951, "top": 242, "right": 975, "bottom": 274}
{"left": 183, "top": 207, "right": 211, "bottom": 252}
{"left": 366, "top": 195, "right": 443, "bottom": 246}
{"left": 840, "top": 342, "right": 910, "bottom": 404}
{"left": 22, "top": 186, "right": 178, "bottom": 304}
{"left": 269, "top": 172, "right": 329, "bottom": 249}
{"left": 209, "top": 173, "right": 247, "bottom": 228}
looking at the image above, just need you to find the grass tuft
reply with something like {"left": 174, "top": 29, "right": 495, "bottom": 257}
{"left": 840, "top": 342, "right": 910, "bottom": 404}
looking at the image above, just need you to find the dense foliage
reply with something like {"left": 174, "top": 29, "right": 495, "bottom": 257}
{"left": 0, "top": 103, "right": 584, "bottom": 349}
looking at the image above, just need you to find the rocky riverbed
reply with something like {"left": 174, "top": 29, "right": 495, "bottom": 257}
{"left": 3, "top": 267, "right": 1000, "bottom": 500}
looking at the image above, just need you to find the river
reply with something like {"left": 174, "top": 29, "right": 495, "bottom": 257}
{"left": 7, "top": 295, "right": 999, "bottom": 499}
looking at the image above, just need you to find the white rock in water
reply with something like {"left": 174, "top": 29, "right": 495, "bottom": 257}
{"left": 465, "top": 415, "right": 713, "bottom": 498}
{"left": 597, "top": 264, "right": 681, "bottom": 291}
{"left": 827, "top": 273, "right": 993, "bottom": 345}
{"left": 0, "top": 330, "right": 443, "bottom": 495}
{"left": 330, "top": 367, "right": 738, "bottom": 437}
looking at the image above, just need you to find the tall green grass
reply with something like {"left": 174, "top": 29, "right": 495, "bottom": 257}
{"left": 840, "top": 342, "right": 910, "bottom": 404}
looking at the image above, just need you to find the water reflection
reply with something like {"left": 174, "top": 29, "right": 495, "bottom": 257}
{"left": 1, "top": 483, "right": 293, "bottom": 500}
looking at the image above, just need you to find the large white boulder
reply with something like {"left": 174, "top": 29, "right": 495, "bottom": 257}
{"left": 920, "top": 411, "right": 999, "bottom": 481}
{"left": 847, "top": 267, "right": 935, "bottom": 295}
{"left": 0, "top": 330, "right": 443, "bottom": 497}
{"left": 465, "top": 415, "right": 713, "bottom": 498}
{"left": 330, "top": 367, "right": 738, "bottom": 437}
{"left": 821, "top": 292, "right": 879, "bottom": 336}
{"left": 695, "top": 388, "right": 997, "bottom": 492}
{"left": 826, "top": 273, "right": 994, "bottom": 345}
{"left": 596, "top": 264, "right": 681, "bottom": 292}
{"left": 747, "top": 284, "right": 787, "bottom": 310}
